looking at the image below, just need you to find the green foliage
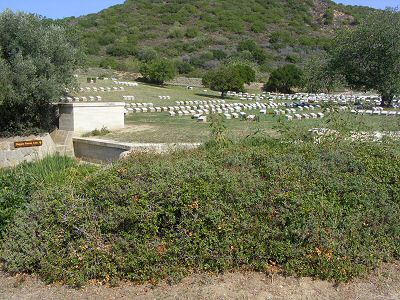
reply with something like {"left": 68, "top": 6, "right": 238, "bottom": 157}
{"left": 211, "top": 49, "right": 227, "bottom": 60}
{"left": 237, "top": 39, "right": 267, "bottom": 64}
{"left": 0, "top": 155, "right": 95, "bottom": 237}
{"left": 264, "top": 64, "right": 303, "bottom": 94}
{"left": 285, "top": 54, "right": 300, "bottom": 64}
{"left": 140, "top": 58, "right": 177, "bottom": 85}
{"left": 68, "top": 0, "right": 372, "bottom": 73}
{"left": 269, "top": 31, "right": 294, "bottom": 49}
{"left": 175, "top": 61, "right": 194, "bottom": 74}
{"left": 0, "top": 11, "right": 82, "bottom": 136}
{"left": 185, "top": 27, "right": 199, "bottom": 38}
{"left": 232, "top": 64, "right": 256, "bottom": 85}
{"left": 137, "top": 47, "right": 158, "bottom": 62}
{"left": 1, "top": 137, "right": 399, "bottom": 286}
{"left": 202, "top": 65, "right": 254, "bottom": 97}
{"left": 82, "top": 127, "right": 111, "bottom": 137}
{"left": 324, "top": 8, "right": 334, "bottom": 25}
{"left": 208, "top": 114, "right": 230, "bottom": 146}
{"left": 303, "top": 53, "right": 343, "bottom": 93}
{"left": 329, "top": 8, "right": 400, "bottom": 105}
{"left": 99, "top": 57, "right": 119, "bottom": 70}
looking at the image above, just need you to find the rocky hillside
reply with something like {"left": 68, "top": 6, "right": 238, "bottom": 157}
{"left": 65, "top": 0, "right": 375, "bottom": 79}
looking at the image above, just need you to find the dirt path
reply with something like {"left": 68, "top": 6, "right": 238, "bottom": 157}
{"left": 1, "top": 263, "right": 399, "bottom": 300}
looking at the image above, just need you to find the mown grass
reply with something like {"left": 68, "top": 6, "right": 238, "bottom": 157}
{"left": 102, "top": 112, "right": 278, "bottom": 143}
{"left": 95, "top": 111, "right": 400, "bottom": 143}
{"left": 74, "top": 76, "right": 223, "bottom": 105}
{"left": 73, "top": 76, "right": 400, "bottom": 143}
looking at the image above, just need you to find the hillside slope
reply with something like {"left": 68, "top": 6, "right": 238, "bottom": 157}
{"left": 66, "top": 0, "right": 375, "bottom": 79}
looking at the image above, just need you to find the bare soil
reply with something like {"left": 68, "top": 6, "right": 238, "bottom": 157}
{"left": 1, "top": 262, "right": 399, "bottom": 300}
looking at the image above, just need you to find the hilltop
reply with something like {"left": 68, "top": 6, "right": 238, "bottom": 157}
{"left": 65, "top": 0, "right": 375, "bottom": 79}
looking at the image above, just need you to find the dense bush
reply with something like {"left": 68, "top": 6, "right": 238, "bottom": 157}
{"left": 202, "top": 65, "right": 253, "bottom": 98}
{"left": 1, "top": 137, "right": 399, "bottom": 286}
{"left": 0, "top": 156, "right": 96, "bottom": 237}
{"left": 139, "top": 58, "right": 177, "bottom": 85}
{"left": 264, "top": 64, "right": 303, "bottom": 94}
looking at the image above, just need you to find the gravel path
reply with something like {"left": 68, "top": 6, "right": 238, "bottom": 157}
{"left": 0, "top": 262, "right": 399, "bottom": 300}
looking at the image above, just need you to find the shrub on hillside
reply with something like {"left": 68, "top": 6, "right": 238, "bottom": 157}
{"left": 1, "top": 138, "right": 399, "bottom": 286}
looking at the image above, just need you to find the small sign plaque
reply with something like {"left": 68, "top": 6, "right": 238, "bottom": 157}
{"left": 14, "top": 140, "right": 43, "bottom": 149}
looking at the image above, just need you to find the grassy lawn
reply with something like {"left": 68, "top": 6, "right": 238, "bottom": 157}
{"left": 91, "top": 112, "right": 400, "bottom": 144}
{"left": 101, "top": 112, "right": 278, "bottom": 143}
{"left": 74, "top": 76, "right": 228, "bottom": 105}
{"left": 74, "top": 76, "right": 400, "bottom": 143}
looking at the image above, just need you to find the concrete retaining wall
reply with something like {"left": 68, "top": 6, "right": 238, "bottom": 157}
{"left": 73, "top": 137, "right": 201, "bottom": 163}
{"left": 0, "top": 134, "right": 57, "bottom": 168}
{"left": 73, "top": 138, "right": 132, "bottom": 163}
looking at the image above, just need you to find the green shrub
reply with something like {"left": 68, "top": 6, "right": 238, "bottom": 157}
{"left": 82, "top": 127, "right": 111, "bottom": 137}
{"left": 1, "top": 138, "right": 399, "bottom": 285}
{"left": 0, "top": 155, "right": 96, "bottom": 237}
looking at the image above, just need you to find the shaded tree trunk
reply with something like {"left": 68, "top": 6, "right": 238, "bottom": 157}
{"left": 381, "top": 93, "right": 394, "bottom": 107}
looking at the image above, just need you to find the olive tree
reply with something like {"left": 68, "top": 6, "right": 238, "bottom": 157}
{"left": 139, "top": 58, "right": 177, "bottom": 85}
{"left": 330, "top": 8, "right": 400, "bottom": 106}
{"left": 0, "top": 10, "right": 82, "bottom": 136}
{"left": 303, "top": 53, "right": 343, "bottom": 94}
{"left": 202, "top": 64, "right": 255, "bottom": 98}
{"left": 264, "top": 64, "right": 303, "bottom": 94}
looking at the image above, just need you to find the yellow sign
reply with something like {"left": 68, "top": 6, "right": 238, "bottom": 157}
{"left": 14, "top": 140, "right": 43, "bottom": 149}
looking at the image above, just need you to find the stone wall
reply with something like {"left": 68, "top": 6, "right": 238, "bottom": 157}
{"left": 73, "top": 137, "right": 201, "bottom": 163}
{"left": 0, "top": 134, "right": 57, "bottom": 168}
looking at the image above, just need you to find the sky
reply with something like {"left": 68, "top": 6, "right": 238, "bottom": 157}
{"left": 0, "top": 0, "right": 399, "bottom": 19}
{"left": 0, "top": 0, "right": 125, "bottom": 19}
{"left": 334, "top": 0, "right": 400, "bottom": 9}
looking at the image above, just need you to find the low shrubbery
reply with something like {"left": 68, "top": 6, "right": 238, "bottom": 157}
{"left": 82, "top": 127, "right": 111, "bottom": 137}
{"left": 0, "top": 155, "right": 97, "bottom": 237}
{"left": 1, "top": 136, "right": 399, "bottom": 286}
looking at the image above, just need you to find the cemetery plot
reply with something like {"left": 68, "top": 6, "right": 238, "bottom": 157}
{"left": 65, "top": 74, "right": 400, "bottom": 143}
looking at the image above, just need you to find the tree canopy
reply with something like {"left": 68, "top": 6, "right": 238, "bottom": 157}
{"left": 0, "top": 10, "right": 81, "bottom": 136}
{"left": 264, "top": 64, "right": 303, "bottom": 94}
{"left": 202, "top": 64, "right": 255, "bottom": 98}
{"left": 303, "top": 53, "right": 343, "bottom": 94}
{"left": 139, "top": 58, "right": 177, "bottom": 85}
{"left": 329, "top": 8, "right": 400, "bottom": 106}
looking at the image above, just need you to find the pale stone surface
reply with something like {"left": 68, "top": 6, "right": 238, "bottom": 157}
{"left": 58, "top": 102, "right": 125, "bottom": 133}
{"left": 0, "top": 134, "right": 56, "bottom": 168}
{"left": 73, "top": 137, "right": 201, "bottom": 163}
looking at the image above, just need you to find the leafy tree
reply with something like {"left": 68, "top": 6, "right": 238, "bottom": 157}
{"left": 140, "top": 58, "right": 177, "bottom": 85}
{"left": 329, "top": 8, "right": 400, "bottom": 106}
{"left": 0, "top": 10, "right": 82, "bottom": 136}
{"left": 264, "top": 64, "right": 303, "bottom": 94}
{"left": 303, "top": 53, "right": 343, "bottom": 93}
{"left": 202, "top": 65, "right": 254, "bottom": 98}
{"left": 232, "top": 64, "right": 256, "bottom": 85}
{"left": 175, "top": 60, "right": 193, "bottom": 74}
